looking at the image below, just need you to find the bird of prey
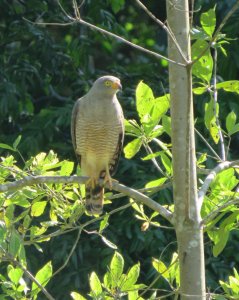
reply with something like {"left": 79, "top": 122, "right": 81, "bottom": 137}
{"left": 71, "top": 75, "right": 124, "bottom": 215}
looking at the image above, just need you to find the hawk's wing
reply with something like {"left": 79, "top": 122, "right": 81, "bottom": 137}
{"left": 71, "top": 98, "right": 82, "bottom": 165}
{"left": 108, "top": 102, "right": 124, "bottom": 177}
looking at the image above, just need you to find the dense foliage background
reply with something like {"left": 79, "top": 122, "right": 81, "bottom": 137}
{"left": 0, "top": 0, "right": 239, "bottom": 299}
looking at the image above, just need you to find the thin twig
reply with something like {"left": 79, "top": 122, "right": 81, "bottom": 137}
{"left": 0, "top": 175, "right": 173, "bottom": 223}
{"left": 198, "top": 160, "right": 239, "bottom": 209}
{"left": 195, "top": 128, "right": 221, "bottom": 161}
{"left": 135, "top": 0, "right": 188, "bottom": 63}
{"left": 23, "top": 2, "right": 186, "bottom": 67}
{"left": 144, "top": 143, "right": 168, "bottom": 177}
{"left": 52, "top": 228, "right": 82, "bottom": 277}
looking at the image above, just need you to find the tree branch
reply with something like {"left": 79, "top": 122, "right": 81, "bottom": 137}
{"left": 198, "top": 160, "right": 239, "bottom": 210}
{"left": 24, "top": 1, "right": 186, "bottom": 67}
{"left": 0, "top": 175, "right": 173, "bottom": 223}
{"left": 135, "top": 0, "right": 188, "bottom": 63}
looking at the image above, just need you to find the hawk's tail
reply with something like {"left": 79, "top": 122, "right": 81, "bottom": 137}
{"left": 85, "top": 183, "right": 104, "bottom": 215}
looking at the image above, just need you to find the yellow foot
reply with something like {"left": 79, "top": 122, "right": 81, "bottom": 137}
{"left": 85, "top": 177, "right": 97, "bottom": 189}
{"left": 103, "top": 176, "right": 118, "bottom": 190}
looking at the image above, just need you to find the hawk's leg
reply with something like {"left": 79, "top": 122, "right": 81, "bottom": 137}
{"left": 85, "top": 177, "right": 97, "bottom": 189}
{"left": 103, "top": 165, "right": 117, "bottom": 190}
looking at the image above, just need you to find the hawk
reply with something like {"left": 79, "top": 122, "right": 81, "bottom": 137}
{"left": 71, "top": 75, "right": 124, "bottom": 215}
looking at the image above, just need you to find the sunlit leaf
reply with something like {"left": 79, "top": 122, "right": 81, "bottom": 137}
{"left": 7, "top": 266, "right": 23, "bottom": 285}
{"left": 200, "top": 8, "right": 216, "bottom": 37}
{"left": 70, "top": 292, "right": 87, "bottom": 300}
{"left": 124, "top": 119, "right": 141, "bottom": 136}
{"left": 145, "top": 177, "right": 167, "bottom": 189}
{"left": 152, "top": 258, "right": 170, "bottom": 279}
{"left": 192, "top": 39, "right": 213, "bottom": 82}
{"left": 121, "top": 263, "right": 140, "bottom": 291}
{"left": 89, "top": 272, "right": 102, "bottom": 295}
{"left": 162, "top": 115, "right": 171, "bottom": 136}
{"left": 216, "top": 80, "right": 239, "bottom": 94}
{"left": 99, "top": 214, "right": 109, "bottom": 233}
{"left": 31, "top": 201, "right": 47, "bottom": 217}
{"left": 110, "top": 252, "right": 124, "bottom": 286}
{"left": 136, "top": 81, "right": 154, "bottom": 124}
{"left": 226, "top": 111, "right": 236, "bottom": 134}
{"left": 123, "top": 138, "right": 142, "bottom": 159}
{"left": 31, "top": 261, "right": 52, "bottom": 298}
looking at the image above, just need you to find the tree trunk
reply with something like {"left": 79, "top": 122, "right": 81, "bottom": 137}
{"left": 166, "top": 1, "right": 206, "bottom": 299}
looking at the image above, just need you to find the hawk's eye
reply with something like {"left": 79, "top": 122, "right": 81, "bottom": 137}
{"left": 104, "top": 80, "right": 111, "bottom": 87}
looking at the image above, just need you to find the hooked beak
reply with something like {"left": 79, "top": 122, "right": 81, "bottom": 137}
{"left": 111, "top": 80, "right": 122, "bottom": 91}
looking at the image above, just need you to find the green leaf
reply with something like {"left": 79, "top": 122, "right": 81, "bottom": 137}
{"left": 99, "top": 214, "right": 109, "bottom": 233}
{"left": 13, "top": 135, "right": 22, "bottom": 150}
{"left": 0, "top": 221, "right": 7, "bottom": 244}
{"left": 142, "top": 151, "right": 161, "bottom": 161}
{"left": 70, "top": 292, "right": 87, "bottom": 300}
{"left": 193, "top": 86, "right": 207, "bottom": 95}
{"left": 200, "top": 8, "right": 216, "bottom": 37}
{"left": 7, "top": 266, "right": 24, "bottom": 286}
{"left": 31, "top": 261, "right": 52, "bottom": 298}
{"left": 204, "top": 99, "right": 219, "bottom": 143}
{"left": 160, "top": 152, "right": 172, "bottom": 175}
{"left": 0, "top": 143, "right": 15, "bottom": 151}
{"left": 145, "top": 177, "right": 167, "bottom": 189}
{"left": 162, "top": 115, "right": 171, "bottom": 136}
{"left": 212, "top": 227, "right": 229, "bottom": 257}
{"left": 128, "top": 290, "right": 139, "bottom": 300}
{"left": 136, "top": 81, "right": 154, "bottom": 124}
{"left": 152, "top": 258, "right": 170, "bottom": 280}
{"left": 216, "top": 80, "right": 239, "bottom": 94}
{"left": 146, "top": 95, "right": 169, "bottom": 132}
{"left": 31, "top": 201, "right": 47, "bottom": 217}
{"left": 124, "top": 119, "right": 141, "bottom": 136}
{"left": 226, "top": 111, "right": 236, "bottom": 133}
{"left": 9, "top": 229, "right": 22, "bottom": 259}
{"left": 121, "top": 263, "right": 140, "bottom": 291}
{"left": 89, "top": 272, "right": 102, "bottom": 295}
{"left": 60, "top": 161, "right": 74, "bottom": 176}
{"left": 108, "top": 0, "right": 125, "bottom": 13}
{"left": 192, "top": 39, "right": 213, "bottom": 82}
{"left": 110, "top": 252, "right": 124, "bottom": 286}
{"left": 123, "top": 138, "right": 142, "bottom": 159}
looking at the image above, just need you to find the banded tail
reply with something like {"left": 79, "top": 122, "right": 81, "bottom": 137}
{"left": 85, "top": 183, "right": 104, "bottom": 215}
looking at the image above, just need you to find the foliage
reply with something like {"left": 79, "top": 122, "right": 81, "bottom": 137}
{"left": 1, "top": 1, "right": 239, "bottom": 299}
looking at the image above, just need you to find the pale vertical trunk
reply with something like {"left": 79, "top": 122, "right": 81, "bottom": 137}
{"left": 166, "top": 1, "right": 206, "bottom": 299}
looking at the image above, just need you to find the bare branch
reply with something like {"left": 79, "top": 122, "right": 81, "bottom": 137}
{"left": 135, "top": 0, "right": 188, "bottom": 63}
{"left": 195, "top": 128, "right": 221, "bottom": 161}
{"left": 0, "top": 175, "right": 173, "bottom": 223}
{"left": 198, "top": 160, "right": 239, "bottom": 209}
{"left": 23, "top": 1, "right": 186, "bottom": 67}
{"left": 77, "top": 19, "right": 185, "bottom": 67}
